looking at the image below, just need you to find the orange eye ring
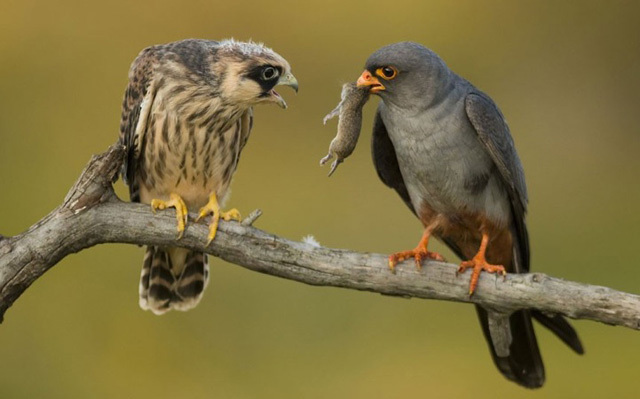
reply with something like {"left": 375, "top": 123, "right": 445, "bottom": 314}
{"left": 375, "top": 66, "right": 398, "bottom": 80}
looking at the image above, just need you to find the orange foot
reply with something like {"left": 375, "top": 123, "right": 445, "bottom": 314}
{"left": 388, "top": 230, "right": 444, "bottom": 272}
{"left": 457, "top": 234, "right": 507, "bottom": 295}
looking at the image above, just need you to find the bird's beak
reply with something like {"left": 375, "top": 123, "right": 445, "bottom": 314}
{"left": 271, "top": 72, "right": 299, "bottom": 109}
{"left": 277, "top": 72, "right": 299, "bottom": 93}
{"left": 357, "top": 70, "right": 384, "bottom": 93}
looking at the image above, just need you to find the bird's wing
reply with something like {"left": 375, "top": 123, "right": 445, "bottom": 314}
{"left": 465, "top": 92, "right": 584, "bottom": 358}
{"left": 118, "top": 48, "right": 160, "bottom": 202}
{"left": 371, "top": 106, "right": 416, "bottom": 216}
{"left": 464, "top": 92, "right": 529, "bottom": 271}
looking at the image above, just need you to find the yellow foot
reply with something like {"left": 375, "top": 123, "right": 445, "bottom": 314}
{"left": 196, "top": 193, "right": 241, "bottom": 245}
{"left": 151, "top": 193, "right": 188, "bottom": 239}
{"left": 457, "top": 257, "right": 506, "bottom": 296}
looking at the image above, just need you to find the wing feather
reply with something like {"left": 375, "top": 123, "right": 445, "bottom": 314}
{"left": 118, "top": 47, "right": 161, "bottom": 202}
{"left": 371, "top": 106, "right": 415, "bottom": 216}
{"left": 465, "top": 92, "right": 529, "bottom": 271}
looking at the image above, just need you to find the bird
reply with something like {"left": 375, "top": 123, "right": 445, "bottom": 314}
{"left": 355, "top": 42, "right": 583, "bottom": 388}
{"left": 118, "top": 39, "right": 298, "bottom": 315}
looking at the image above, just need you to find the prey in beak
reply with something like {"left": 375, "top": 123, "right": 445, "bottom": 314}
{"left": 357, "top": 70, "right": 385, "bottom": 93}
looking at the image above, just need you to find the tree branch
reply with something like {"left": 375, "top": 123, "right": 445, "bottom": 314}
{"left": 1, "top": 144, "right": 639, "bottom": 329}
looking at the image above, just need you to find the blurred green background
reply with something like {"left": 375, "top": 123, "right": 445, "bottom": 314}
{"left": 1, "top": 0, "right": 639, "bottom": 398}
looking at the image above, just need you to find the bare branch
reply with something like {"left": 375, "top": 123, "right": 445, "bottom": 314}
{"left": 1, "top": 145, "right": 639, "bottom": 329}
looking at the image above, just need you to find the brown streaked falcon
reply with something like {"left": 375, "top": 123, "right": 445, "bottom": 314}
{"left": 118, "top": 39, "right": 298, "bottom": 315}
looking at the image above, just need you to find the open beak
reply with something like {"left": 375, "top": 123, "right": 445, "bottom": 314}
{"left": 357, "top": 70, "right": 384, "bottom": 93}
{"left": 271, "top": 72, "right": 299, "bottom": 109}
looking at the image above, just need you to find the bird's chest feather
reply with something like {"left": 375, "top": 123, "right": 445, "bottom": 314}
{"left": 381, "top": 101, "right": 508, "bottom": 227}
{"left": 138, "top": 86, "right": 245, "bottom": 209}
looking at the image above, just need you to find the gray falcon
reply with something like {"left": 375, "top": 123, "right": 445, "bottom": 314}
{"left": 118, "top": 39, "right": 298, "bottom": 315}
{"left": 356, "top": 42, "right": 583, "bottom": 387}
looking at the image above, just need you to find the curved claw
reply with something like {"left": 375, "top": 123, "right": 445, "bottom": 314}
{"left": 458, "top": 258, "right": 506, "bottom": 296}
{"left": 456, "top": 232, "right": 508, "bottom": 296}
{"left": 388, "top": 248, "right": 444, "bottom": 272}
{"left": 388, "top": 230, "right": 444, "bottom": 272}
{"left": 151, "top": 193, "right": 188, "bottom": 239}
{"left": 197, "top": 193, "right": 242, "bottom": 246}
{"left": 221, "top": 208, "right": 241, "bottom": 222}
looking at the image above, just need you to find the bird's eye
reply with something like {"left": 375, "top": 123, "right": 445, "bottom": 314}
{"left": 376, "top": 66, "right": 398, "bottom": 80}
{"left": 261, "top": 66, "right": 279, "bottom": 81}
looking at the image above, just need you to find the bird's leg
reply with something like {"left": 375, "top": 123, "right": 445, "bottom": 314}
{"left": 388, "top": 229, "right": 444, "bottom": 272}
{"left": 457, "top": 232, "right": 506, "bottom": 296}
{"left": 151, "top": 193, "right": 188, "bottom": 239}
{"left": 196, "top": 193, "right": 241, "bottom": 245}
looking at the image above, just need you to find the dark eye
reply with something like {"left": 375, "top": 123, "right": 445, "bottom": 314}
{"left": 261, "top": 66, "right": 279, "bottom": 81}
{"left": 376, "top": 66, "right": 398, "bottom": 80}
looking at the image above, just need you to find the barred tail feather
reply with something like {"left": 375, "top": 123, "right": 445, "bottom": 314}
{"left": 172, "top": 250, "right": 210, "bottom": 311}
{"left": 139, "top": 246, "right": 209, "bottom": 315}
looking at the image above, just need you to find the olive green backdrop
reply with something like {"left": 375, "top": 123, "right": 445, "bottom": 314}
{"left": 1, "top": 1, "right": 639, "bottom": 398}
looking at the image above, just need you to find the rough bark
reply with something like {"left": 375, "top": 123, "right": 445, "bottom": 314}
{"left": 0, "top": 144, "right": 639, "bottom": 329}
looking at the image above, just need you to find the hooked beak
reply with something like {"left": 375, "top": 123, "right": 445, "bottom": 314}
{"left": 278, "top": 72, "right": 299, "bottom": 93}
{"left": 270, "top": 72, "right": 299, "bottom": 109}
{"left": 357, "top": 70, "right": 384, "bottom": 93}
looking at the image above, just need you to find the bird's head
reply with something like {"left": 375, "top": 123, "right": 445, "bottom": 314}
{"left": 216, "top": 40, "right": 298, "bottom": 109}
{"left": 356, "top": 42, "right": 450, "bottom": 109}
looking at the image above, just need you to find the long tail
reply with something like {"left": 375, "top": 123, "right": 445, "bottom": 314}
{"left": 139, "top": 246, "right": 209, "bottom": 315}
{"left": 476, "top": 307, "right": 544, "bottom": 388}
{"left": 442, "top": 231, "right": 583, "bottom": 388}
{"left": 474, "top": 238, "right": 583, "bottom": 388}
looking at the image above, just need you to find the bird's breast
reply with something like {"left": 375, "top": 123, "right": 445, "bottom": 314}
{"left": 381, "top": 100, "right": 510, "bottom": 227}
{"left": 138, "top": 86, "right": 245, "bottom": 210}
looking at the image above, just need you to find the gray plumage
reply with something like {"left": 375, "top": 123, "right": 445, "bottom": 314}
{"left": 320, "top": 83, "right": 370, "bottom": 176}
{"left": 362, "top": 42, "right": 582, "bottom": 388}
{"left": 119, "top": 39, "right": 296, "bottom": 315}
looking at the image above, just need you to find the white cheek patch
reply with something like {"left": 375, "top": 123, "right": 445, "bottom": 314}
{"left": 219, "top": 62, "right": 262, "bottom": 104}
{"left": 234, "top": 79, "right": 263, "bottom": 103}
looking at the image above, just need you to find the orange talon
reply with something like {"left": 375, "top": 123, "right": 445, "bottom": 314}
{"left": 388, "top": 230, "right": 444, "bottom": 272}
{"left": 457, "top": 232, "right": 507, "bottom": 296}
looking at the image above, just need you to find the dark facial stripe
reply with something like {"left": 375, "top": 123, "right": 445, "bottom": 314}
{"left": 245, "top": 64, "right": 283, "bottom": 93}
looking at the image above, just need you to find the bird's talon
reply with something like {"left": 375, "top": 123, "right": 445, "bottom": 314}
{"left": 150, "top": 194, "right": 189, "bottom": 238}
{"left": 458, "top": 255, "right": 506, "bottom": 296}
{"left": 197, "top": 194, "right": 242, "bottom": 245}
{"left": 206, "top": 231, "right": 216, "bottom": 246}
{"left": 221, "top": 208, "right": 241, "bottom": 222}
{"left": 195, "top": 209, "right": 208, "bottom": 222}
{"left": 388, "top": 248, "right": 443, "bottom": 272}
{"left": 388, "top": 257, "right": 397, "bottom": 272}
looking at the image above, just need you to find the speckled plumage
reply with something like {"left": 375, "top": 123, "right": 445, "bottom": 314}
{"left": 119, "top": 39, "right": 295, "bottom": 314}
